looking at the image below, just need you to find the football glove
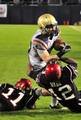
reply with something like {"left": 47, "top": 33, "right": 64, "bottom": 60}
{"left": 57, "top": 44, "right": 71, "bottom": 57}
{"left": 61, "top": 44, "right": 71, "bottom": 52}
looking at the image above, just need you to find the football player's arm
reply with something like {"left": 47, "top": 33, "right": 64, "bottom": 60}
{"left": 0, "top": 84, "right": 6, "bottom": 91}
{"left": 60, "top": 57, "right": 77, "bottom": 68}
{"left": 33, "top": 41, "right": 59, "bottom": 63}
{"left": 38, "top": 49, "right": 59, "bottom": 63}
{"left": 25, "top": 89, "right": 39, "bottom": 109}
{"left": 54, "top": 38, "right": 71, "bottom": 54}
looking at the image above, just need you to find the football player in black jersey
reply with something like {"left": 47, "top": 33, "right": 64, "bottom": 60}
{"left": 36, "top": 55, "right": 81, "bottom": 112}
{"left": 0, "top": 78, "right": 39, "bottom": 111}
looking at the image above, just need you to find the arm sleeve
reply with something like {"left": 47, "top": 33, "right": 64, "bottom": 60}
{"left": 34, "top": 44, "right": 47, "bottom": 56}
{"left": 25, "top": 89, "right": 39, "bottom": 109}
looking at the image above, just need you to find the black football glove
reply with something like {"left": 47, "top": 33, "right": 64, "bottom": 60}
{"left": 57, "top": 44, "right": 71, "bottom": 58}
{"left": 61, "top": 44, "right": 71, "bottom": 52}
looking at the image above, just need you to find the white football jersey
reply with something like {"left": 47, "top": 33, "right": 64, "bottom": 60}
{"left": 28, "top": 30, "right": 59, "bottom": 71}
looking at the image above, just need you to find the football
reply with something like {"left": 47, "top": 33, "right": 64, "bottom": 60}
{"left": 54, "top": 38, "right": 65, "bottom": 51}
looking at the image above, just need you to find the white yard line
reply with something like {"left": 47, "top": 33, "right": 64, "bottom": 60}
{"left": 69, "top": 26, "right": 81, "bottom": 33}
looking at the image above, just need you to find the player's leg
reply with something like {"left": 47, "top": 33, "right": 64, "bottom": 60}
{"left": 36, "top": 72, "right": 61, "bottom": 109}
{"left": 25, "top": 88, "right": 40, "bottom": 109}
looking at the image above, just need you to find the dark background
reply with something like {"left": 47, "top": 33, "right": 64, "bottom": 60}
{"left": 0, "top": 4, "right": 81, "bottom": 25}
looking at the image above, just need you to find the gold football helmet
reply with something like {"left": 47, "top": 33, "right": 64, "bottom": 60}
{"left": 37, "top": 13, "right": 57, "bottom": 30}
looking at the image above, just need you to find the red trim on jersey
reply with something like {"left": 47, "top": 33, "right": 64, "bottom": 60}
{"left": 32, "top": 38, "right": 48, "bottom": 50}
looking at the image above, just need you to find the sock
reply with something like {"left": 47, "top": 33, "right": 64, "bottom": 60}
{"left": 35, "top": 88, "right": 43, "bottom": 96}
{"left": 50, "top": 96, "right": 58, "bottom": 106}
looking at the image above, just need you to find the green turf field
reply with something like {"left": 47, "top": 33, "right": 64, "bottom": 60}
{"left": 0, "top": 25, "right": 81, "bottom": 120}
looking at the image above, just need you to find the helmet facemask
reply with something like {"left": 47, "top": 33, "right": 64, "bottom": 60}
{"left": 45, "top": 23, "right": 58, "bottom": 36}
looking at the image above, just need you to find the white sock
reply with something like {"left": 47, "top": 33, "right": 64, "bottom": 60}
{"left": 50, "top": 96, "right": 58, "bottom": 106}
{"left": 35, "top": 88, "right": 43, "bottom": 96}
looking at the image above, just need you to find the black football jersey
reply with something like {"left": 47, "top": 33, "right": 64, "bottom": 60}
{"left": 0, "top": 83, "right": 32, "bottom": 111}
{"left": 48, "top": 65, "right": 81, "bottom": 112}
{"left": 39, "top": 64, "right": 81, "bottom": 112}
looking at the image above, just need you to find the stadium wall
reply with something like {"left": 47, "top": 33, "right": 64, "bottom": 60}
{"left": 0, "top": 4, "right": 81, "bottom": 25}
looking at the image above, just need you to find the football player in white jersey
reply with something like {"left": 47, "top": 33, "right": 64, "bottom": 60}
{"left": 28, "top": 13, "right": 71, "bottom": 108}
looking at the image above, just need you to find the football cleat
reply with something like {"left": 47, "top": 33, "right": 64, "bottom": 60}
{"left": 49, "top": 103, "right": 62, "bottom": 109}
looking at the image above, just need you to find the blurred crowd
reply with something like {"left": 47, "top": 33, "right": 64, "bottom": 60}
{"left": 0, "top": 0, "right": 81, "bottom": 5}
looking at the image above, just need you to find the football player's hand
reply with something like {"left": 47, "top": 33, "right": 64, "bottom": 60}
{"left": 60, "top": 44, "right": 71, "bottom": 53}
{"left": 57, "top": 44, "right": 71, "bottom": 57}
{"left": 53, "top": 39, "right": 71, "bottom": 52}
